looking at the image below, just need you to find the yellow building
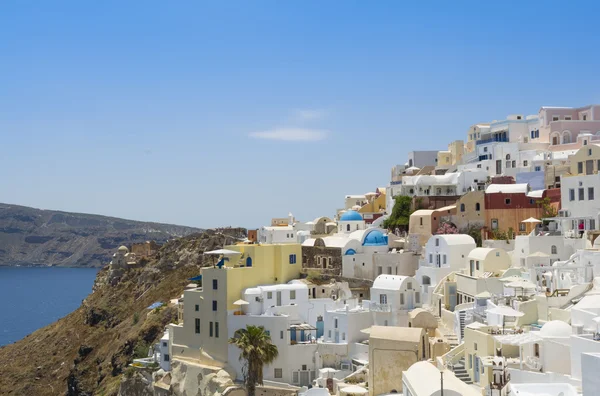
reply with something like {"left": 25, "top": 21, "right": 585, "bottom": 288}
{"left": 568, "top": 144, "right": 600, "bottom": 176}
{"left": 224, "top": 243, "right": 302, "bottom": 310}
{"left": 169, "top": 243, "right": 302, "bottom": 365}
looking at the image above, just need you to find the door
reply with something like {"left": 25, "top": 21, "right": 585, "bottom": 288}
{"left": 587, "top": 160, "right": 594, "bottom": 175}
{"left": 407, "top": 292, "right": 413, "bottom": 310}
{"left": 300, "top": 371, "right": 310, "bottom": 386}
{"left": 436, "top": 254, "right": 441, "bottom": 268}
{"left": 496, "top": 160, "right": 502, "bottom": 175}
{"left": 276, "top": 291, "right": 282, "bottom": 306}
{"left": 335, "top": 330, "right": 339, "bottom": 343}
{"left": 474, "top": 356, "right": 480, "bottom": 383}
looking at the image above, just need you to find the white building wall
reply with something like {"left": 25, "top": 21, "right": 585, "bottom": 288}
{"left": 582, "top": 352, "right": 600, "bottom": 395}
{"left": 560, "top": 174, "right": 600, "bottom": 232}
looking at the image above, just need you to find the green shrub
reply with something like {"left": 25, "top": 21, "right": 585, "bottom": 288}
{"left": 133, "top": 312, "right": 140, "bottom": 325}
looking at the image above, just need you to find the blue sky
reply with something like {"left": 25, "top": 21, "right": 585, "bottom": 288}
{"left": 1, "top": 1, "right": 600, "bottom": 228}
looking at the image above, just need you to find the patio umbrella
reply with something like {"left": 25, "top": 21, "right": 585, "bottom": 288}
{"left": 204, "top": 249, "right": 242, "bottom": 255}
{"left": 233, "top": 299, "right": 249, "bottom": 305}
{"left": 500, "top": 275, "right": 525, "bottom": 283}
{"left": 507, "top": 279, "right": 537, "bottom": 297}
{"left": 487, "top": 305, "right": 524, "bottom": 333}
{"left": 326, "top": 222, "right": 337, "bottom": 226}
{"left": 522, "top": 217, "right": 542, "bottom": 223}
{"left": 340, "top": 385, "right": 368, "bottom": 395}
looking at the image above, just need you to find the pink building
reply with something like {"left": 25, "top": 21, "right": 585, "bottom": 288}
{"left": 538, "top": 105, "right": 600, "bottom": 149}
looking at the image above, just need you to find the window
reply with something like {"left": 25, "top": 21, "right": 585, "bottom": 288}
{"left": 506, "top": 154, "right": 511, "bottom": 160}
{"left": 209, "top": 322, "right": 213, "bottom": 337}
{"left": 274, "top": 369, "right": 282, "bottom": 379}
{"left": 334, "top": 318, "right": 338, "bottom": 328}
{"left": 435, "top": 238, "right": 439, "bottom": 246}
{"left": 212, "top": 300, "right": 217, "bottom": 311}
{"left": 552, "top": 115, "right": 559, "bottom": 121}
{"left": 579, "top": 188, "right": 585, "bottom": 201}
{"left": 415, "top": 292, "right": 420, "bottom": 304}
{"left": 162, "top": 341, "right": 167, "bottom": 347}
{"left": 476, "top": 261, "right": 480, "bottom": 270}
{"left": 195, "top": 304, "right": 199, "bottom": 312}
{"left": 195, "top": 318, "right": 200, "bottom": 334}
{"left": 292, "top": 372, "right": 299, "bottom": 384}
{"left": 505, "top": 198, "right": 511, "bottom": 205}
{"left": 267, "top": 291, "right": 272, "bottom": 299}
{"left": 583, "top": 115, "right": 588, "bottom": 121}
{"left": 512, "top": 160, "right": 516, "bottom": 168}
{"left": 496, "top": 252, "right": 500, "bottom": 257}
{"left": 400, "top": 293, "right": 405, "bottom": 305}
{"left": 535, "top": 166, "right": 541, "bottom": 172}
{"left": 491, "top": 219, "right": 498, "bottom": 230}
{"left": 290, "top": 290, "right": 296, "bottom": 300}
{"left": 377, "top": 266, "right": 383, "bottom": 275}
{"left": 328, "top": 330, "right": 331, "bottom": 338}
{"left": 443, "top": 255, "right": 447, "bottom": 265}
{"left": 213, "top": 279, "right": 218, "bottom": 290}
{"left": 289, "top": 254, "right": 297, "bottom": 264}
{"left": 460, "top": 203, "right": 465, "bottom": 212}
{"left": 387, "top": 266, "right": 392, "bottom": 274}
{"left": 519, "top": 223, "right": 526, "bottom": 232}
{"left": 346, "top": 224, "right": 350, "bottom": 231}
{"left": 429, "top": 254, "right": 433, "bottom": 264}
{"left": 584, "top": 140, "right": 589, "bottom": 146}
{"left": 484, "top": 147, "right": 488, "bottom": 152}
{"left": 523, "top": 160, "right": 528, "bottom": 167}
{"left": 407, "top": 282, "right": 412, "bottom": 290}
{"left": 550, "top": 245, "right": 558, "bottom": 255}
{"left": 475, "top": 202, "right": 480, "bottom": 211}
{"left": 569, "top": 189, "right": 575, "bottom": 201}
{"left": 380, "top": 294, "right": 387, "bottom": 304}
{"left": 342, "top": 333, "right": 346, "bottom": 341}
{"left": 164, "top": 354, "right": 170, "bottom": 362}
{"left": 280, "top": 330, "right": 284, "bottom": 339}
{"left": 420, "top": 217, "right": 423, "bottom": 226}
{"left": 578, "top": 162, "right": 584, "bottom": 174}
{"left": 474, "top": 343, "right": 478, "bottom": 351}
{"left": 565, "top": 116, "right": 572, "bottom": 120}
{"left": 215, "top": 322, "right": 219, "bottom": 338}
{"left": 589, "top": 187, "right": 595, "bottom": 200}
{"left": 529, "top": 199, "right": 535, "bottom": 205}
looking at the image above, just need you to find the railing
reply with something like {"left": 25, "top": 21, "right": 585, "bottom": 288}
{"left": 437, "top": 343, "right": 465, "bottom": 370}
{"left": 369, "top": 303, "right": 392, "bottom": 312}
{"left": 476, "top": 136, "right": 508, "bottom": 145}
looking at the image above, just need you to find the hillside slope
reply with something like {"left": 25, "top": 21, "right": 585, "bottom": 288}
{"left": 0, "top": 203, "right": 203, "bottom": 267}
{"left": 0, "top": 228, "right": 246, "bottom": 396}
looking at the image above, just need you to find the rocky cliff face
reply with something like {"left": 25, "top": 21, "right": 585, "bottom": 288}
{"left": 0, "top": 228, "right": 246, "bottom": 396}
{"left": 0, "top": 203, "right": 205, "bottom": 267}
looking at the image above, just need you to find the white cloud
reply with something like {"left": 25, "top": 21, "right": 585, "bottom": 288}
{"left": 294, "top": 109, "right": 327, "bottom": 121}
{"left": 249, "top": 127, "right": 328, "bottom": 142}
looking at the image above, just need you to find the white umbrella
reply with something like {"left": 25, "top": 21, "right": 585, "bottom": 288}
{"left": 522, "top": 217, "right": 542, "bottom": 223}
{"left": 487, "top": 306, "right": 525, "bottom": 317}
{"left": 204, "top": 249, "right": 242, "bottom": 256}
{"left": 487, "top": 305, "right": 524, "bottom": 333}
{"left": 326, "top": 222, "right": 337, "bottom": 226}
{"left": 500, "top": 275, "right": 525, "bottom": 283}
{"left": 233, "top": 299, "right": 249, "bottom": 305}
{"left": 305, "top": 221, "right": 315, "bottom": 225}
{"left": 506, "top": 280, "right": 536, "bottom": 289}
{"left": 365, "top": 192, "right": 377, "bottom": 196}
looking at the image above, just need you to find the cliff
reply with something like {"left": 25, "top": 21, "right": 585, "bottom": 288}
{"left": 0, "top": 228, "right": 246, "bottom": 396}
{"left": 0, "top": 203, "right": 204, "bottom": 267}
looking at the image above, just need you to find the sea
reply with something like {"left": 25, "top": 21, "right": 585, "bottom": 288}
{"left": 0, "top": 266, "right": 99, "bottom": 346}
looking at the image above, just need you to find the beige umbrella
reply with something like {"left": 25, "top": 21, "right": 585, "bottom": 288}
{"left": 522, "top": 217, "right": 542, "bottom": 223}
{"left": 233, "top": 299, "right": 249, "bottom": 306}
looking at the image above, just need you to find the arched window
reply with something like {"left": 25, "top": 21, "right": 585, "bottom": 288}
{"left": 551, "top": 245, "right": 557, "bottom": 255}
{"left": 460, "top": 203, "right": 465, "bottom": 212}
{"left": 475, "top": 202, "right": 481, "bottom": 211}
{"left": 346, "top": 224, "right": 350, "bottom": 231}
{"left": 562, "top": 131, "right": 571, "bottom": 144}
{"left": 506, "top": 154, "right": 511, "bottom": 160}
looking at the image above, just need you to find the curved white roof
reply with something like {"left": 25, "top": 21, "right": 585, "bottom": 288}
{"left": 485, "top": 183, "right": 529, "bottom": 194}
{"left": 373, "top": 275, "right": 410, "bottom": 290}
{"left": 302, "top": 238, "right": 316, "bottom": 247}
{"left": 468, "top": 247, "right": 497, "bottom": 261}
{"left": 404, "top": 361, "right": 480, "bottom": 396}
{"left": 527, "top": 190, "right": 544, "bottom": 198}
{"left": 540, "top": 320, "right": 571, "bottom": 338}
{"left": 431, "top": 234, "right": 476, "bottom": 246}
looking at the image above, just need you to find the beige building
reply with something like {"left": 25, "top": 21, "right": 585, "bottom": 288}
{"left": 368, "top": 326, "right": 429, "bottom": 395}
{"left": 568, "top": 144, "right": 600, "bottom": 176}
{"left": 409, "top": 206, "right": 457, "bottom": 246}
{"left": 444, "top": 190, "right": 485, "bottom": 231}
{"left": 437, "top": 140, "right": 465, "bottom": 169}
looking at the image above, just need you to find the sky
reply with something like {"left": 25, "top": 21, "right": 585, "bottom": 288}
{"left": 2, "top": 1, "right": 600, "bottom": 229}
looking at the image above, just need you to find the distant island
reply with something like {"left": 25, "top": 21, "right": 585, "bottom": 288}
{"left": 0, "top": 203, "right": 203, "bottom": 267}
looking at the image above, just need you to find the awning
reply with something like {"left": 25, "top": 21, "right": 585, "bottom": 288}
{"left": 204, "top": 249, "right": 242, "bottom": 256}
{"left": 188, "top": 275, "right": 203, "bottom": 281}
{"left": 494, "top": 332, "right": 541, "bottom": 345}
{"left": 487, "top": 305, "right": 525, "bottom": 317}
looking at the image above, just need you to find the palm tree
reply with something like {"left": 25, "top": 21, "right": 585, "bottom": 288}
{"left": 229, "top": 325, "right": 279, "bottom": 396}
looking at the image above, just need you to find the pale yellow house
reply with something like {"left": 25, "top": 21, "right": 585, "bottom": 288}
{"left": 169, "top": 243, "right": 302, "bottom": 366}
{"left": 409, "top": 206, "right": 457, "bottom": 245}
{"left": 437, "top": 140, "right": 465, "bottom": 169}
{"left": 466, "top": 247, "right": 510, "bottom": 277}
{"left": 568, "top": 144, "right": 600, "bottom": 175}
{"left": 368, "top": 326, "right": 429, "bottom": 395}
{"left": 447, "top": 190, "right": 485, "bottom": 231}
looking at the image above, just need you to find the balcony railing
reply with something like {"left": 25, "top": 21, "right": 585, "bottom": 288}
{"left": 370, "top": 303, "right": 392, "bottom": 312}
{"left": 476, "top": 136, "right": 508, "bottom": 145}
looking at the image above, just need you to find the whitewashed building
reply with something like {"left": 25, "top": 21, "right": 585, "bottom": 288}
{"left": 367, "top": 274, "right": 422, "bottom": 327}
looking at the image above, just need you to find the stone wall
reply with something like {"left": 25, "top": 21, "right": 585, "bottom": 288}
{"left": 302, "top": 246, "right": 342, "bottom": 276}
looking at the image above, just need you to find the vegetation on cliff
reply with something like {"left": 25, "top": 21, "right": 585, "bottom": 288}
{"left": 0, "top": 228, "right": 245, "bottom": 396}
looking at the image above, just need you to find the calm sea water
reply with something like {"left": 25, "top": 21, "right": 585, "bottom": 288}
{"left": 0, "top": 266, "right": 98, "bottom": 346}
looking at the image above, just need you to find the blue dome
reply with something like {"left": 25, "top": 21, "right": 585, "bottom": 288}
{"left": 340, "top": 210, "right": 363, "bottom": 221}
{"left": 363, "top": 230, "right": 388, "bottom": 246}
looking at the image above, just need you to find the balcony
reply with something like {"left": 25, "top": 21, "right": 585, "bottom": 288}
{"left": 476, "top": 134, "right": 508, "bottom": 146}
